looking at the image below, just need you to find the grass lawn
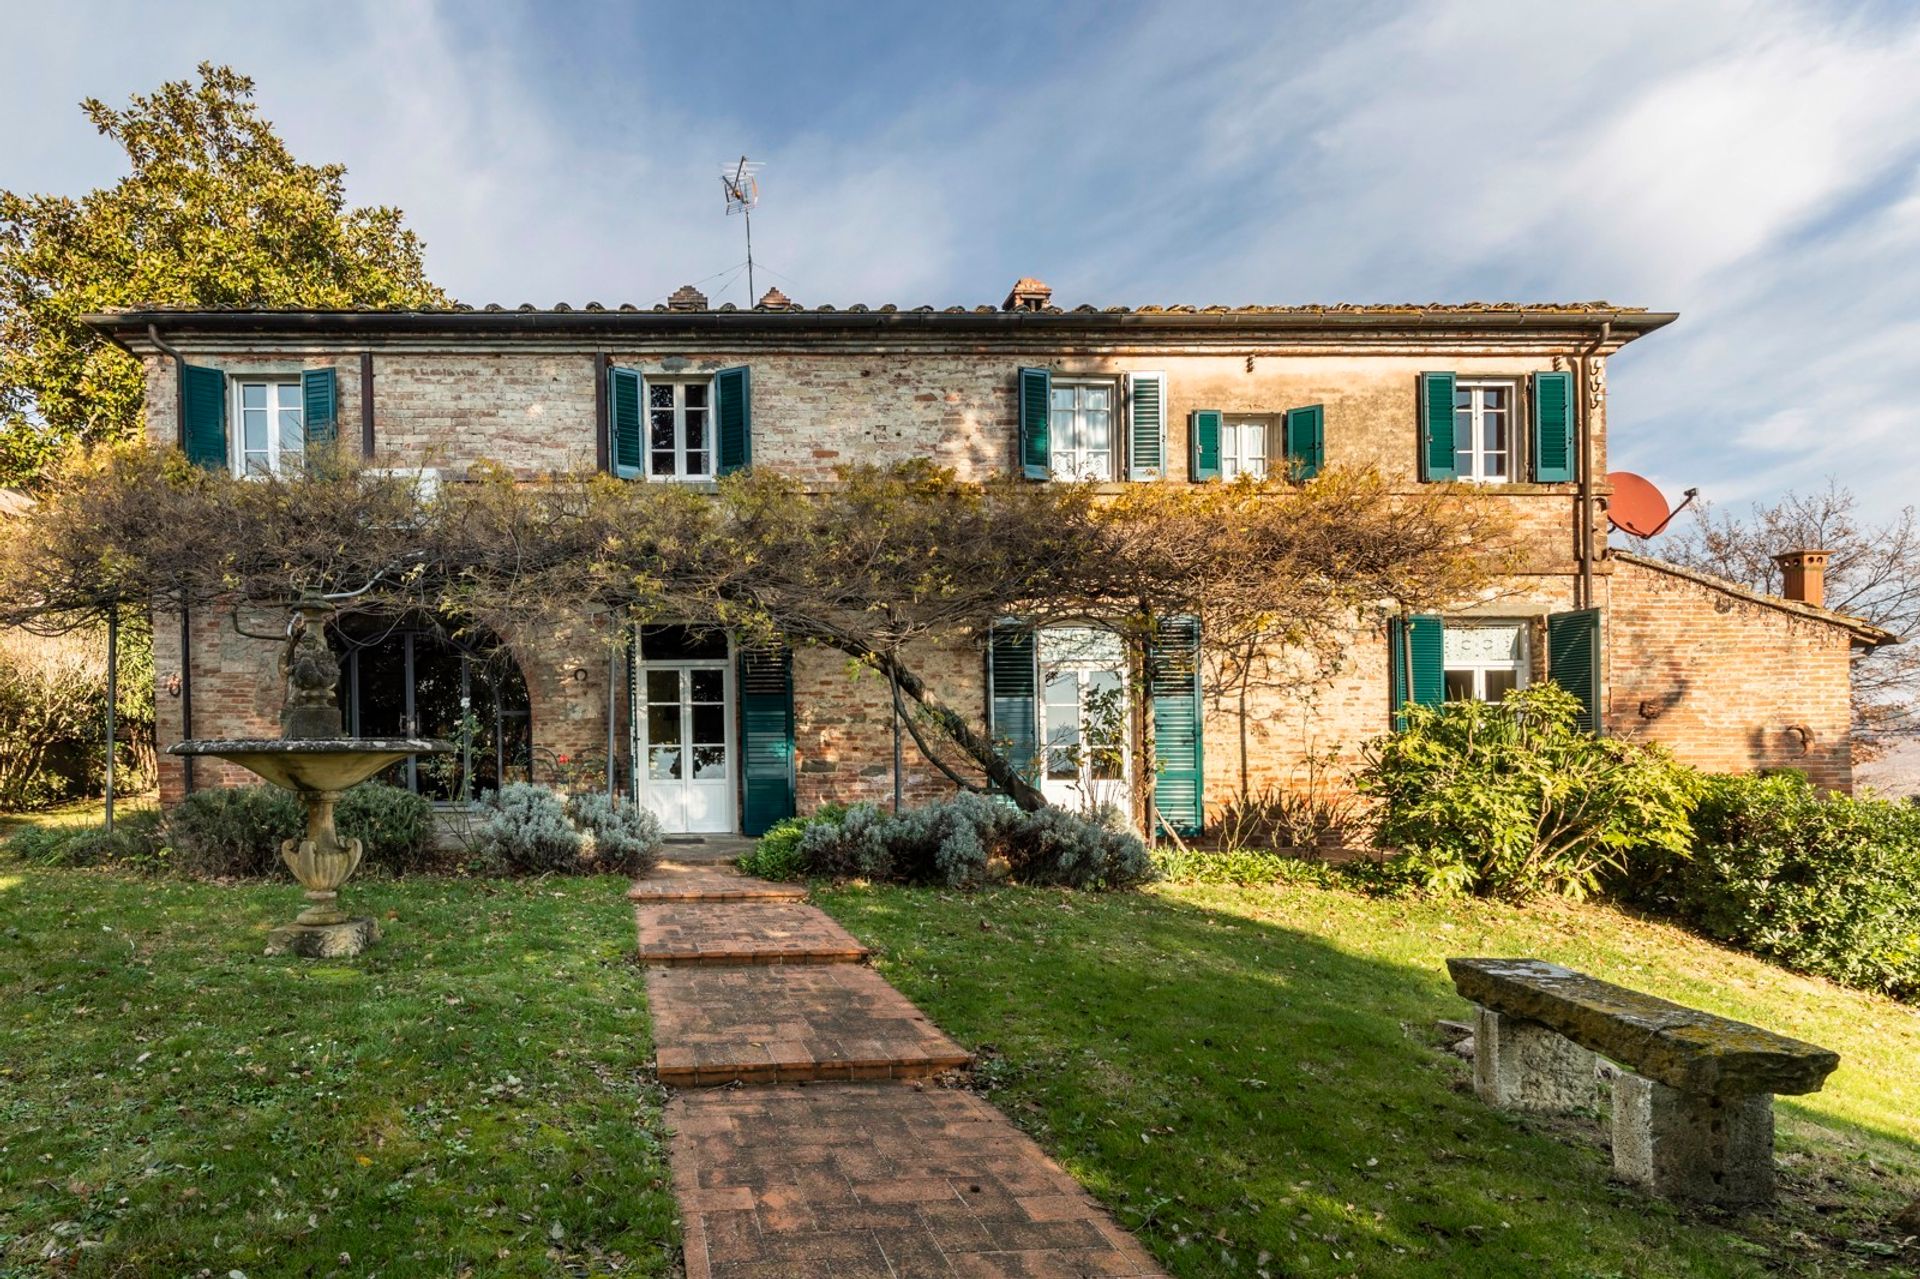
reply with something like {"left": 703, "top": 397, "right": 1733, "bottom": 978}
{"left": 817, "top": 877, "right": 1920, "bottom": 1278}
{"left": 0, "top": 843, "right": 674, "bottom": 1276}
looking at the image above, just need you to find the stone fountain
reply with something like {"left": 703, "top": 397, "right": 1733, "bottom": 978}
{"left": 169, "top": 598, "right": 451, "bottom": 957}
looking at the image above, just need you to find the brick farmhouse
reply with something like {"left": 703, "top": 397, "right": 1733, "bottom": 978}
{"left": 85, "top": 283, "right": 1894, "bottom": 836}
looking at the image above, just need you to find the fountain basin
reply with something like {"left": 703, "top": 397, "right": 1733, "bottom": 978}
{"left": 168, "top": 738, "right": 452, "bottom": 792}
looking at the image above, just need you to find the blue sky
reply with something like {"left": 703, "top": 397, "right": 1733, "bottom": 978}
{"left": 5, "top": 0, "right": 1920, "bottom": 529}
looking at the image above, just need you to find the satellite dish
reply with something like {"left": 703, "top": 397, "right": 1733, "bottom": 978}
{"left": 1606, "top": 471, "right": 1698, "bottom": 539}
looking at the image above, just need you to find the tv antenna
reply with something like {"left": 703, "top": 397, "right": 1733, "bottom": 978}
{"left": 720, "top": 156, "right": 763, "bottom": 303}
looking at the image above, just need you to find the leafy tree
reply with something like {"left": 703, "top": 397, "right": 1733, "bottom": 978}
{"left": 1654, "top": 482, "right": 1919, "bottom": 746}
{"left": 0, "top": 64, "right": 445, "bottom": 486}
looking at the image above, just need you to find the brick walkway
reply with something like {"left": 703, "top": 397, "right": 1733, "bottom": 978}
{"left": 634, "top": 855, "right": 1167, "bottom": 1278}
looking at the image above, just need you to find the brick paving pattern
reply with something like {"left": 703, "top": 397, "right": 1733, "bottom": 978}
{"left": 635, "top": 899, "right": 870, "bottom": 965}
{"left": 670, "top": 1086, "right": 1164, "bottom": 1278}
{"left": 634, "top": 854, "right": 1166, "bottom": 1278}
{"left": 648, "top": 963, "right": 971, "bottom": 1085}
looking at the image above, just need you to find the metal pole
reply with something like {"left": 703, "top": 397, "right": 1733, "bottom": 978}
{"left": 104, "top": 611, "right": 118, "bottom": 833}
{"left": 744, "top": 208, "right": 755, "bottom": 304}
{"left": 890, "top": 659, "right": 903, "bottom": 815}
{"left": 607, "top": 623, "right": 619, "bottom": 803}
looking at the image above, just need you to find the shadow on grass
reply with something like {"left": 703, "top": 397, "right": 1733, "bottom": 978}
{"left": 819, "top": 880, "right": 1920, "bottom": 1279}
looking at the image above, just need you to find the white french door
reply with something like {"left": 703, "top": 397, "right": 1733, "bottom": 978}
{"left": 637, "top": 662, "right": 735, "bottom": 833}
{"left": 1038, "top": 628, "right": 1131, "bottom": 811}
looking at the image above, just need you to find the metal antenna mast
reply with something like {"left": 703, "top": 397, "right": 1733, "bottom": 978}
{"left": 720, "top": 156, "right": 763, "bottom": 303}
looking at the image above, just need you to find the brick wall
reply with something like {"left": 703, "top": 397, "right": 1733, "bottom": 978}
{"left": 1604, "top": 556, "right": 1858, "bottom": 791}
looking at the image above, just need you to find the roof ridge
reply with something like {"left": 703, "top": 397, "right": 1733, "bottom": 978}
{"left": 1611, "top": 550, "right": 1897, "bottom": 646}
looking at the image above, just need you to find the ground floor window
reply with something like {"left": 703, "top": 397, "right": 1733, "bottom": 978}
{"left": 1038, "top": 626, "right": 1130, "bottom": 808}
{"left": 1443, "top": 621, "right": 1528, "bottom": 702}
{"left": 331, "top": 617, "right": 532, "bottom": 802}
{"left": 632, "top": 625, "right": 735, "bottom": 834}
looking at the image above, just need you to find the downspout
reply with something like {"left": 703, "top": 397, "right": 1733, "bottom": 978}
{"left": 148, "top": 324, "right": 195, "bottom": 793}
{"left": 1576, "top": 321, "right": 1611, "bottom": 610}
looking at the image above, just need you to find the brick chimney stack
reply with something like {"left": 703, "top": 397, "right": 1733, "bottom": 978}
{"left": 1002, "top": 277, "right": 1053, "bottom": 311}
{"left": 1772, "top": 549, "right": 1831, "bottom": 608}
{"left": 667, "top": 284, "right": 709, "bottom": 312}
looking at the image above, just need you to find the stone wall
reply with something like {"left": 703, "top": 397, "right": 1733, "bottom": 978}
{"left": 1604, "top": 556, "right": 1859, "bottom": 791}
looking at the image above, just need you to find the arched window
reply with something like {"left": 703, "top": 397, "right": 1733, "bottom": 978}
{"left": 330, "top": 616, "right": 533, "bottom": 802}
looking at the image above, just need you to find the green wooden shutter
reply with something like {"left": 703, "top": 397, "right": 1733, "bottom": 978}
{"left": 1189, "top": 410, "right": 1221, "bottom": 481}
{"left": 182, "top": 364, "right": 228, "bottom": 470}
{"left": 1018, "top": 367, "right": 1051, "bottom": 480}
{"left": 739, "top": 645, "right": 795, "bottom": 834}
{"left": 609, "top": 366, "right": 642, "bottom": 478}
{"left": 1388, "top": 615, "right": 1445, "bottom": 721}
{"left": 1284, "top": 404, "right": 1324, "bottom": 480}
{"left": 987, "top": 622, "right": 1038, "bottom": 787}
{"left": 1419, "top": 372, "right": 1457, "bottom": 481}
{"left": 301, "top": 368, "right": 337, "bottom": 447}
{"left": 1126, "top": 371, "right": 1166, "bottom": 481}
{"left": 1547, "top": 609, "right": 1602, "bottom": 734}
{"left": 1531, "top": 371, "right": 1575, "bottom": 483}
{"left": 715, "top": 366, "right": 751, "bottom": 475}
{"left": 1149, "top": 616, "right": 1204, "bottom": 838}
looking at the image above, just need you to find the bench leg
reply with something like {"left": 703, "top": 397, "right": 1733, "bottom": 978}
{"left": 1471, "top": 1005, "right": 1597, "bottom": 1112}
{"left": 1612, "top": 1073, "right": 1774, "bottom": 1204}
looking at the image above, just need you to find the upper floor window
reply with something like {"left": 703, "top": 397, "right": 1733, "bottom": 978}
{"left": 1221, "top": 417, "right": 1270, "bottom": 480}
{"left": 1443, "top": 621, "right": 1528, "bottom": 702}
{"left": 1049, "top": 380, "right": 1115, "bottom": 481}
{"left": 1452, "top": 381, "right": 1513, "bottom": 483}
{"left": 236, "top": 379, "right": 303, "bottom": 476}
{"left": 649, "top": 379, "right": 712, "bottom": 480}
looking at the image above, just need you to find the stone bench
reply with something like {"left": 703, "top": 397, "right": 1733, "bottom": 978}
{"left": 1446, "top": 957, "right": 1839, "bottom": 1204}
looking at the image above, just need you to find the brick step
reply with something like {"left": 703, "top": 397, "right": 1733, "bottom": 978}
{"left": 647, "top": 965, "right": 972, "bottom": 1086}
{"left": 634, "top": 900, "right": 869, "bottom": 966}
{"left": 628, "top": 862, "right": 808, "bottom": 904}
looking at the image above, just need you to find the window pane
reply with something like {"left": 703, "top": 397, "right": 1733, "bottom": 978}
{"left": 652, "top": 451, "right": 676, "bottom": 476}
{"left": 1444, "top": 669, "right": 1476, "bottom": 701}
{"left": 243, "top": 409, "right": 267, "bottom": 452}
{"left": 1484, "top": 669, "right": 1518, "bottom": 700}
{"left": 650, "top": 411, "right": 675, "bottom": 452}
{"left": 690, "top": 669, "right": 723, "bottom": 702}
{"left": 649, "top": 747, "right": 681, "bottom": 780}
{"left": 276, "top": 383, "right": 301, "bottom": 409}
{"left": 1482, "top": 387, "right": 1507, "bottom": 410}
{"left": 649, "top": 384, "right": 673, "bottom": 409}
{"left": 1484, "top": 411, "right": 1507, "bottom": 455}
{"left": 691, "top": 704, "right": 724, "bottom": 746}
{"left": 279, "top": 408, "right": 304, "bottom": 459}
{"left": 243, "top": 451, "right": 271, "bottom": 477}
{"left": 242, "top": 384, "right": 267, "bottom": 409}
{"left": 686, "top": 451, "right": 708, "bottom": 476}
{"left": 1483, "top": 451, "right": 1507, "bottom": 480}
{"left": 1084, "top": 405, "right": 1110, "bottom": 452}
{"left": 692, "top": 745, "right": 727, "bottom": 779}
{"left": 683, "top": 382, "right": 707, "bottom": 408}
{"left": 647, "top": 670, "right": 679, "bottom": 703}
{"left": 685, "top": 407, "right": 707, "bottom": 452}
{"left": 648, "top": 703, "right": 682, "bottom": 745}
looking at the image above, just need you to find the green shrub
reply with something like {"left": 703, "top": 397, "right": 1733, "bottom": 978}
{"left": 738, "top": 817, "right": 812, "bottom": 880}
{"left": 1003, "top": 803, "right": 1154, "bottom": 889}
{"left": 473, "top": 783, "right": 583, "bottom": 874}
{"left": 3, "top": 824, "right": 85, "bottom": 866}
{"left": 566, "top": 791, "right": 664, "bottom": 876}
{"left": 336, "top": 782, "right": 437, "bottom": 874}
{"left": 758, "top": 795, "right": 1153, "bottom": 891}
{"left": 1360, "top": 683, "right": 1701, "bottom": 901}
{"left": 1153, "top": 846, "right": 1345, "bottom": 889}
{"left": 163, "top": 785, "right": 303, "bottom": 877}
{"left": 1625, "top": 772, "right": 1920, "bottom": 999}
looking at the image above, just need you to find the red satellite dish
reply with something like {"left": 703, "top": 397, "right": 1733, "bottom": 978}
{"left": 1606, "top": 471, "right": 1697, "bottom": 539}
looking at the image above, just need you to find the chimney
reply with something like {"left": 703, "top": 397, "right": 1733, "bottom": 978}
{"left": 667, "top": 284, "right": 709, "bottom": 312}
{"left": 756, "top": 286, "right": 795, "bottom": 310}
{"left": 1002, "top": 277, "right": 1053, "bottom": 312}
{"left": 1772, "top": 549, "right": 1831, "bottom": 608}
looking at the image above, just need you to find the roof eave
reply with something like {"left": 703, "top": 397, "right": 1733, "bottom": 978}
{"left": 1613, "top": 551, "right": 1899, "bottom": 647}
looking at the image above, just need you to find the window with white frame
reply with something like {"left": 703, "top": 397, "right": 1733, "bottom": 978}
{"left": 1443, "top": 621, "right": 1528, "bottom": 702}
{"left": 1049, "top": 380, "right": 1115, "bottom": 481}
{"left": 235, "top": 380, "right": 304, "bottom": 476}
{"left": 1452, "top": 381, "right": 1515, "bottom": 483}
{"left": 647, "top": 379, "right": 713, "bottom": 480}
{"left": 1038, "top": 627, "right": 1129, "bottom": 803}
{"left": 1221, "top": 417, "right": 1270, "bottom": 480}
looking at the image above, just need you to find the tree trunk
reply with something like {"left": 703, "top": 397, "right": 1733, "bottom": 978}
{"left": 862, "top": 646, "right": 1049, "bottom": 812}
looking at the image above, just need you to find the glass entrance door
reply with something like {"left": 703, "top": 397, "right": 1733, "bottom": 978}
{"left": 1038, "top": 628, "right": 1130, "bottom": 811}
{"left": 639, "top": 663, "right": 734, "bottom": 833}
